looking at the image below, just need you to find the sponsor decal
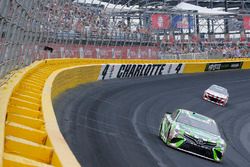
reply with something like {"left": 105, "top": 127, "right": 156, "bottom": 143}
{"left": 243, "top": 16, "right": 250, "bottom": 30}
{"left": 228, "top": 18, "right": 243, "bottom": 31}
{"left": 197, "top": 138, "right": 204, "bottom": 146}
{"left": 205, "top": 62, "right": 243, "bottom": 71}
{"left": 151, "top": 14, "right": 170, "bottom": 29}
{"left": 99, "top": 64, "right": 184, "bottom": 80}
{"left": 172, "top": 15, "right": 194, "bottom": 29}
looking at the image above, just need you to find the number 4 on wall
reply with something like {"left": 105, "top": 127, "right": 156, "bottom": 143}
{"left": 102, "top": 64, "right": 109, "bottom": 80}
{"left": 175, "top": 64, "right": 183, "bottom": 74}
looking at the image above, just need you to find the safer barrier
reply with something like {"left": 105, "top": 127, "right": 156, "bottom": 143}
{"left": 42, "top": 65, "right": 102, "bottom": 167}
{"left": 1, "top": 58, "right": 250, "bottom": 167}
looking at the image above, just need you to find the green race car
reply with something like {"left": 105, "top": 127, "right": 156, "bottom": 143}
{"left": 159, "top": 109, "right": 226, "bottom": 162}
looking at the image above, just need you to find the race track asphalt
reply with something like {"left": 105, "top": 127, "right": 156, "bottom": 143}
{"left": 53, "top": 69, "right": 250, "bottom": 167}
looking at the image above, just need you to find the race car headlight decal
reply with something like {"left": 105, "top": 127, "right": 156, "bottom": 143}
{"left": 170, "top": 137, "right": 183, "bottom": 143}
{"left": 171, "top": 138, "right": 185, "bottom": 148}
{"left": 221, "top": 98, "right": 226, "bottom": 102}
{"left": 213, "top": 148, "right": 223, "bottom": 160}
{"left": 215, "top": 149, "right": 222, "bottom": 160}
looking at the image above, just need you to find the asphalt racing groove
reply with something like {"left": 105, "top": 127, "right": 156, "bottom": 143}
{"left": 53, "top": 70, "right": 250, "bottom": 167}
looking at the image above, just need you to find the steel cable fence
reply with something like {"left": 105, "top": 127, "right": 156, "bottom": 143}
{"left": 1, "top": 0, "right": 250, "bottom": 79}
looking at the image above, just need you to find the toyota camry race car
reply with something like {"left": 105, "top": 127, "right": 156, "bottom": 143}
{"left": 203, "top": 85, "right": 229, "bottom": 106}
{"left": 159, "top": 109, "right": 226, "bottom": 162}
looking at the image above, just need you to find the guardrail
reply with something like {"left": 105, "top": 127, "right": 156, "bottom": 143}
{"left": 1, "top": 58, "right": 250, "bottom": 167}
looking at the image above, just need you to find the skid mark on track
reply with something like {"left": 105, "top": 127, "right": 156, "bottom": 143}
{"left": 218, "top": 104, "right": 250, "bottom": 166}
{"left": 240, "top": 123, "right": 250, "bottom": 154}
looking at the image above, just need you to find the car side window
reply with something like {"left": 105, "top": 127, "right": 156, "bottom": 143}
{"left": 171, "top": 110, "right": 179, "bottom": 120}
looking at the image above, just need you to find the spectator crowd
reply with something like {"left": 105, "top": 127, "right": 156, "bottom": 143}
{"left": 161, "top": 43, "right": 250, "bottom": 59}
{"left": 47, "top": 1, "right": 132, "bottom": 36}
{"left": 5, "top": 0, "right": 248, "bottom": 59}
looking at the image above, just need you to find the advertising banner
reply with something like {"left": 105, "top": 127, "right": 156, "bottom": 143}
{"left": 205, "top": 62, "right": 243, "bottom": 72}
{"left": 243, "top": 16, "right": 250, "bottom": 30}
{"left": 37, "top": 44, "right": 160, "bottom": 59}
{"left": 151, "top": 14, "right": 170, "bottom": 29}
{"left": 228, "top": 18, "right": 242, "bottom": 31}
{"left": 98, "top": 63, "right": 185, "bottom": 80}
{"left": 172, "top": 15, "right": 194, "bottom": 29}
{"left": 240, "top": 32, "right": 246, "bottom": 42}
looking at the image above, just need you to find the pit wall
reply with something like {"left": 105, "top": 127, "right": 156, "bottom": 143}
{"left": 1, "top": 58, "right": 250, "bottom": 167}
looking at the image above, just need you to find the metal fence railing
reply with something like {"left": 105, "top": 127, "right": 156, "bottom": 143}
{"left": 1, "top": 0, "right": 250, "bottom": 80}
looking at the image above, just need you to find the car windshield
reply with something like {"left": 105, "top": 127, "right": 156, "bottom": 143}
{"left": 176, "top": 112, "right": 220, "bottom": 135}
{"left": 209, "top": 85, "right": 228, "bottom": 95}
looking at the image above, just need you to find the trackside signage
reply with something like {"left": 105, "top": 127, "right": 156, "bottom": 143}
{"left": 98, "top": 64, "right": 184, "bottom": 80}
{"left": 205, "top": 62, "right": 243, "bottom": 71}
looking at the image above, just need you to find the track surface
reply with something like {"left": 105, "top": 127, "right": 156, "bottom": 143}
{"left": 54, "top": 70, "right": 250, "bottom": 167}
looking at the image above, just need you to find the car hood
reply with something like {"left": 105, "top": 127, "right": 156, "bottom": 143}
{"left": 177, "top": 123, "right": 221, "bottom": 142}
{"left": 206, "top": 89, "right": 228, "bottom": 99}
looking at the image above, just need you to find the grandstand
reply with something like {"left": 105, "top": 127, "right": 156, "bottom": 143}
{"left": 1, "top": 0, "right": 250, "bottom": 79}
{"left": 1, "top": 1, "right": 250, "bottom": 167}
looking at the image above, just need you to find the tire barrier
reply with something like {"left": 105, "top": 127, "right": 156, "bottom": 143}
{"left": 1, "top": 58, "right": 250, "bottom": 167}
